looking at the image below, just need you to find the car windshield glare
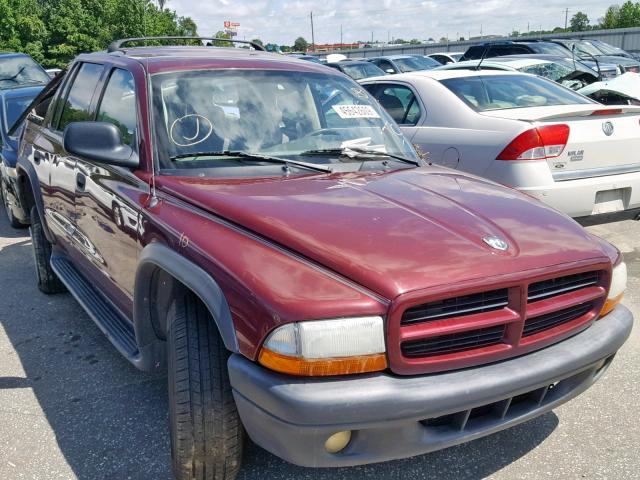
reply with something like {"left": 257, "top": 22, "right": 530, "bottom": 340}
{"left": 395, "top": 56, "right": 438, "bottom": 72}
{"left": 151, "top": 69, "right": 417, "bottom": 172}
{"left": 0, "top": 56, "right": 50, "bottom": 87}
{"left": 341, "top": 63, "right": 385, "bottom": 80}
{"left": 4, "top": 95, "right": 38, "bottom": 132}
{"left": 440, "top": 74, "right": 593, "bottom": 112}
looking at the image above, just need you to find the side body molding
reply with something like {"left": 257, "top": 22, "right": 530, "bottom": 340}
{"left": 17, "top": 157, "right": 55, "bottom": 243}
{"left": 134, "top": 242, "right": 239, "bottom": 370}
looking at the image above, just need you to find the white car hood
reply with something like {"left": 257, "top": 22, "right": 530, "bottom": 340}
{"left": 577, "top": 72, "right": 640, "bottom": 101}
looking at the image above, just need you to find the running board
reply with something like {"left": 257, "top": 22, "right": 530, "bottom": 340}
{"left": 50, "top": 254, "right": 139, "bottom": 359}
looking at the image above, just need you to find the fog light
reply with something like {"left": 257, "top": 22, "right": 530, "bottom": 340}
{"left": 324, "top": 430, "right": 352, "bottom": 454}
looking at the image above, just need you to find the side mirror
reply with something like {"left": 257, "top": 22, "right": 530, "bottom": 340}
{"left": 63, "top": 122, "right": 139, "bottom": 168}
{"left": 386, "top": 68, "right": 396, "bottom": 74}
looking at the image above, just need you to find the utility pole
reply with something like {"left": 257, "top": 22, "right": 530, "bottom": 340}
{"left": 480, "top": 24, "right": 483, "bottom": 39}
{"left": 564, "top": 8, "right": 569, "bottom": 30}
{"left": 340, "top": 24, "right": 343, "bottom": 46}
{"left": 310, "top": 11, "right": 315, "bottom": 52}
{"left": 371, "top": 31, "right": 374, "bottom": 44}
{"left": 527, "top": 22, "right": 530, "bottom": 33}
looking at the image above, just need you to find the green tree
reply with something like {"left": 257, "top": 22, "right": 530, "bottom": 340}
{"left": 570, "top": 12, "right": 590, "bottom": 31}
{"left": 293, "top": 36, "right": 308, "bottom": 52}
{"left": 251, "top": 38, "right": 263, "bottom": 46}
{"left": 601, "top": 5, "right": 620, "bottom": 28}
{"left": 212, "top": 30, "right": 232, "bottom": 47}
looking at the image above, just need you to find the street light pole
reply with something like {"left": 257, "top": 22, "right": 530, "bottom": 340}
{"left": 310, "top": 11, "right": 315, "bottom": 52}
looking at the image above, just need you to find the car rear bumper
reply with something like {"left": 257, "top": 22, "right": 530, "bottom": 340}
{"left": 519, "top": 170, "right": 640, "bottom": 218}
{"left": 228, "top": 305, "right": 633, "bottom": 468}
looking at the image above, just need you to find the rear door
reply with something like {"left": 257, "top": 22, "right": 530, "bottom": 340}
{"left": 27, "top": 62, "right": 104, "bottom": 250}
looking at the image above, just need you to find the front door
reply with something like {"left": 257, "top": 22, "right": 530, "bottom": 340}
{"left": 72, "top": 68, "right": 145, "bottom": 316}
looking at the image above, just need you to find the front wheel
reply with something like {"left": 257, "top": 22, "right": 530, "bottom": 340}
{"left": 167, "top": 293, "right": 244, "bottom": 480}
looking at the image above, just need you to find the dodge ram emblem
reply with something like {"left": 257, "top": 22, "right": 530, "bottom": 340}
{"left": 602, "top": 121, "right": 614, "bottom": 136}
{"left": 483, "top": 235, "right": 509, "bottom": 251}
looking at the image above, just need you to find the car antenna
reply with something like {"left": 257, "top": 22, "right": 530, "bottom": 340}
{"left": 476, "top": 44, "right": 492, "bottom": 71}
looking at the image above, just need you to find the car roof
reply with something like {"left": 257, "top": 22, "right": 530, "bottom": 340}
{"left": 0, "top": 52, "right": 30, "bottom": 59}
{"left": 74, "top": 46, "right": 335, "bottom": 75}
{"left": 327, "top": 60, "right": 369, "bottom": 65}
{"left": 368, "top": 55, "right": 415, "bottom": 60}
{"left": 428, "top": 52, "right": 465, "bottom": 56}
{"left": 362, "top": 69, "right": 525, "bottom": 82}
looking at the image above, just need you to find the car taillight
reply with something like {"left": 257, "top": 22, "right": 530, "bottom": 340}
{"left": 591, "top": 108, "right": 623, "bottom": 116}
{"left": 496, "top": 124, "right": 570, "bottom": 161}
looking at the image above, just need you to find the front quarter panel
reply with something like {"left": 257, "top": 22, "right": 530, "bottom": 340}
{"left": 139, "top": 194, "right": 388, "bottom": 360}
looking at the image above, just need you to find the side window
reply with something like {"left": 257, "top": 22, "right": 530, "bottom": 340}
{"left": 432, "top": 55, "right": 448, "bottom": 64}
{"left": 378, "top": 60, "right": 395, "bottom": 73}
{"left": 375, "top": 85, "right": 421, "bottom": 125}
{"left": 57, "top": 63, "right": 104, "bottom": 132}
{"left": 96, "top": 69, "right": 137, "bottom": 147}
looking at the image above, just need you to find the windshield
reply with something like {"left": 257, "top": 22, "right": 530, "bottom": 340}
{"left": 395, "top": 56, "right": 439, "bottom": 72}
{"left": 0, "top": 56, "right": 50, "bottom": 88}
{"left": 340, "top": 62, "right": 386, "bottom": 80}
{"left": 151, "top": 69, "right": 417, "bottom": 173}
{"left": 3, "top": 93, "right": 39, "bottom": 132}
{"left": 565, "top": 41, "right": 604, "bottom": 57}
{"left": 591, "top": 40, "right": 626, "bottom": 56}
{"left": 440, "top": 74, "right": 593, "bottom": 111}
{"left": 518, "top": 59, "right": 596, "bottom": 82}
{"left": 450, "top": 53, "right": 464, "bottom": 61}
{"left": 529, "top": 43, "right": 572, "bottom": 56}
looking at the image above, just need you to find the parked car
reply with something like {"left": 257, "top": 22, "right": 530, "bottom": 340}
{"left": 436, "top": 55, "right": 602, "bottom": 90}
{"left": 461, "top": 40, "right": 575, "bottom": 60}
{"left": 461, "top": 40, "right": 626, "bottom": 79}
{"left": 0, "top": 84, "right": 45, "bottom": 227}
{"left": 15, "top": 38, "right": 632, "bottom": 480}
{"left": 549, "top": 39, "right": 640, "bottom": 75}
{"left": 326, "top": 59, "right": 387, "bottom": 80}
{"left": 586, "top": 39, "right": 640, "bottom": 61}
{"left": 287, "top": 54, "right": 323, "bottom": 64}
{"left": 367, "top": 54, "right": 440, "bottom": 74}
{"left": 427, "top": 52, "right": 465, "bottom": 64}
{"left": 0, "top": 53, "right": 50, "bottom": 89}
{"left": 362, "top": 69, "right": 640, "bottom": 219}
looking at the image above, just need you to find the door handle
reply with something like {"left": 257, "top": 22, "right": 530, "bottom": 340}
{"left": 33, "top": 150, "right": 46, "bottom": 165}
{"left": 76, "top": 172, "right": 86, "bottom": 191}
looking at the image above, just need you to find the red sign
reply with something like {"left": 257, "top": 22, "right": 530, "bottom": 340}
{"left": 224, "top": 21, "right": 240, "bottom": 28}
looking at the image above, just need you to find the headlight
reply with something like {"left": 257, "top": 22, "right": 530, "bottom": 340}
{"left": 600, "top": 261, "right": 627, "bottom": 317}
{"left": 258, "top": 316, "right": 387, "bottom": 376}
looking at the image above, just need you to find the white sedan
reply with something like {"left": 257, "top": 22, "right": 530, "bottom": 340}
{"left": 361, "top": 70, "right": 640, "bottom": 218}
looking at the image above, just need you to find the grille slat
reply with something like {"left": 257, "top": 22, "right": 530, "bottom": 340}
{"left": 402, "top": 325, "right": 505, "bottom": 357}
{"left": 402, "top": 289, "right": 509, "bottom": 325}
{"left": 523, "top": 302, "right": 593, "bottom": 337}
{"left": 528, "top": 271, "right": 599, "bottom": 302}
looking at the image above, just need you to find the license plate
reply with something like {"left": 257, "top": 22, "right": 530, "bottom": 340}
{"left": 592, "top": 188, "right": 628, "bottom": 215}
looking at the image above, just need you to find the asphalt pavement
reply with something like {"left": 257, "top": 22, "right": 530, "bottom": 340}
{"left": 0, "top": 213, "right": 638, "bottom": 480}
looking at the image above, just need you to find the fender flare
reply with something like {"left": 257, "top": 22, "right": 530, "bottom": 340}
{"left": 16, "top": 157, "right": 55, "bottom": 243}
{"left": 133, "top": 242, "right": 239, "bottom": 370}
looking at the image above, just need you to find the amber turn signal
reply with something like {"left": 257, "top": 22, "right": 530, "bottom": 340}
{"left": 259, "top": 348, "right": 387, "bottom": 377}
{"left": 600, "top": 293, "right": 623, "bottom": 318}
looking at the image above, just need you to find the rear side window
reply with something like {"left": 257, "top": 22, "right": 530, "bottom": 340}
{"left": 374, "top": 84, "right": 421, "bottom": 125}
{"left": 96, "top": 69, "right": 137, "bottom": 147}
{"left": 440, "top": 74, "right": 593, "bottom": 111}
{"left": 57, "top": 63, "right": 104, "bottom": 131}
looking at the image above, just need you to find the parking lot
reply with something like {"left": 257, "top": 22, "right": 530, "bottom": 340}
{"left": 0, "top": 212, "right": 637, "bottom": 480}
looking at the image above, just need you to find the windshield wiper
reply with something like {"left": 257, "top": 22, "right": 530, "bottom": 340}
{"left": 0, "top": 66, "right": 26, "bottom": 83}
{"left": 301, "top": 147, "right": 421, "bottom": 167}
{"left": 169, "top": 150, "right": 333, "bottom": 173}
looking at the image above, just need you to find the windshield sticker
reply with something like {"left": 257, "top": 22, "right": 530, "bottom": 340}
{"left": 350, "top": 87, "right": 369, "bottom": 99}
{"left": 332, "top": 104, "right": 380, "bottom": 119}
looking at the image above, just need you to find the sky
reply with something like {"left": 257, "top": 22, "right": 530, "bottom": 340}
{"left": 165, "top": 0, "right": 614, "bottom": 46}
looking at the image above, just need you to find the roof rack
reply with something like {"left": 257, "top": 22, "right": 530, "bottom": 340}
{"left": 107, "top": 37, "right": 266, "bottom": 53}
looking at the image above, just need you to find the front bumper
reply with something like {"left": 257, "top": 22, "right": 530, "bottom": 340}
{"left": 229, "top": 305, "right": 633, "bottom": 467}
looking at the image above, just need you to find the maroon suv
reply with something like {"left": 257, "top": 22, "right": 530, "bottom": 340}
{"left": 14, "top": 37, "right": 632, "bottom": 480}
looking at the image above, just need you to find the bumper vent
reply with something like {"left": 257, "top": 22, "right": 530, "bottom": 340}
{"left": 528, "top": 271, "right": 599, "bottom": 302}
{"left": 401, "top": 289, "right": 509, "bottom": 325}
{"left": 523, "top": 302, "right": 593, "bottom": 337}
{"left": 401, "top": 325, "right": 505, "bottom": 358}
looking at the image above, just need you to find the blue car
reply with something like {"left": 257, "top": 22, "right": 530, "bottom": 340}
{"left": 1, "top": 85, "right": 44, "bottom": 226}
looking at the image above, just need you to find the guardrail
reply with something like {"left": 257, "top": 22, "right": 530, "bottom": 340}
{"left": 325, "top": 26, "right": 640, "bottom": 58}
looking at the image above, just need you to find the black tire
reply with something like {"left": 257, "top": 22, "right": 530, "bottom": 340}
{"left": 167, "top": 293, "right": 243, "bottom": 480}
{"left": 1, "top": 180, "right": 25, "bottom": 228}
{"left": 30, "top": 207, "right": 66, "bottom": 294}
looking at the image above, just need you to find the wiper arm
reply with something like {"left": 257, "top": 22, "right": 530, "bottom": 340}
{"left": 301, "top": 147, "right": 421, "bottom": 167}
{"left": 0, "top": 65, "right": 26, "bottom": 82}
{"left": 169, "top": 150, "right": 333, "bottom": 173}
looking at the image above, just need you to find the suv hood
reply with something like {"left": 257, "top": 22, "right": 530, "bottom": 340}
{"left": 157, "top": 167, "right": 605, "bottom": 299}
